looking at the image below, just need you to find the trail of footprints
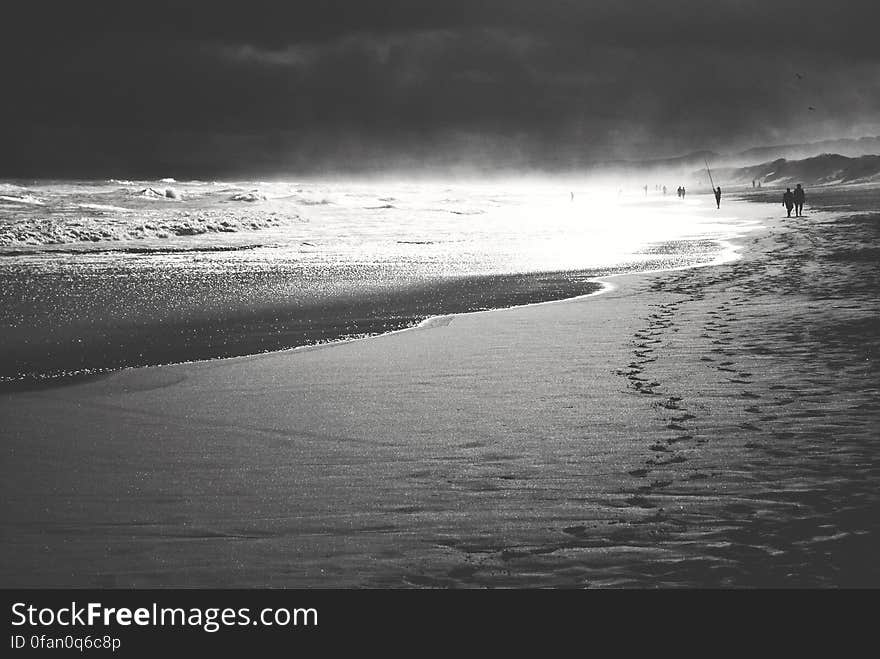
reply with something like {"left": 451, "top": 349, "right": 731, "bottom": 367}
{"left": 615, "top": 271, "right": 787, "bottom": 503}
{"left": 617, "top": 294, "right": 702, "bottom": 492}
{"left": 614, "top": 256, "right": 822, "bottom": 515}
{"left": 429, "top": 220, "right": 878, "bottom": 585}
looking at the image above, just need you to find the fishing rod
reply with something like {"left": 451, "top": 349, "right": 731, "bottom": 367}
{"left": 704, "top": 158, "right": 716, "bottom": 191}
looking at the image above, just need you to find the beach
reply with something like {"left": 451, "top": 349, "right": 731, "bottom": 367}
{"left": 0, "top": 181, "right": 731, "bottom": 388}
{"left": 1, "top": 189, "right": 878, "bottom": 588}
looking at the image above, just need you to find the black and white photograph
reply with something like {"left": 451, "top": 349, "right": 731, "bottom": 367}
{"left": 2, "top": 0, "right": 878, "bottom": 602}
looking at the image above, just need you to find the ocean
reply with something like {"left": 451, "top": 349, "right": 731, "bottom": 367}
{"left": 0, "top": 178, "right": 755, "bottom": 388}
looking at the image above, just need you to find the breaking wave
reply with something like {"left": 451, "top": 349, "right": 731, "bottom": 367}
{"left": 0, "top": 211, "right": 295, "bottom": 248}
{"left": 0, "top": 194, "right": 45, "bottom": 206}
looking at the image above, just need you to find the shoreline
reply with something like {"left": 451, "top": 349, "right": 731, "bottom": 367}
{"left": 1, "top": 191, "right": 877, "bottom": 587}
{"left": 0, "top": 195, "right": 748, "bottom": 392}
{"left": 0, "top": 239, "right": 738, "bottom": 394}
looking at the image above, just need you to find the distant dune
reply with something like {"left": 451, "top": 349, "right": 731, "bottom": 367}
{"left": 595, "top": 136, "right": 880, "bottom": 185}
{"left": 708, "top": 154, "right": 880, "bottom": 187}
{"left": 734, "top": 136, "right": 880, "bottom": 164}
{"left": 596, "top": 150, "right": 721, "bottom": 177}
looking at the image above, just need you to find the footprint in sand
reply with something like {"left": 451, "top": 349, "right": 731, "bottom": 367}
{"left": 661, "top": 455, "right": 688, "bottom": 465}
{"left": 624, "top": 495, "right": 656, "bottom": 509}
{"left": 562, "top": 525, "right": 589, "bottom": 537}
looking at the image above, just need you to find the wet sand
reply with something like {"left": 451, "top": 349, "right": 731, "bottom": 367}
{"left": 1, "top": 191, "right": 877, "bottom": 587}
{"left": 0, "top": 267, "right": 606, "bottom": 389}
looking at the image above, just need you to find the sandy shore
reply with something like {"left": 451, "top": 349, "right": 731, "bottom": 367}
{"left": 1, "top": 192, "right": 878, "bottom": 587}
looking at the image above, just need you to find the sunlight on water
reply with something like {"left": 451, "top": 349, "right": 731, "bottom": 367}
{"left": 0, "top": 178, "right": 761, "bottom": 385}
{"left": 1, "top": 178, "right": 752, "bottom": 276}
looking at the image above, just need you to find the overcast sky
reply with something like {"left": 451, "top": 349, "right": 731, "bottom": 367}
{"left": 3, "top": 0, "right": 879, "bottom": 177}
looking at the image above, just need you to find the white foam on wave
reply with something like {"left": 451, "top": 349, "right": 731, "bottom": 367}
{"left": 0, "top": 208, "right": 300, "bottom": 248}
{"left": 78, "top": 203, "right": 131, "bottom": 213}
{"left": 296, "top": 196, "right": 333, "bottom": 206}
{"left": 136, "top": 187, "right": 180, "bottom": 200}
{"left": 0, "top": 183, "right": 29, "bottom": 195}
{"left": 0, "top": 194, "right": 45, "bottom": 206}
{"left": 230, "top": 191, "right": 267, "bottom": 202}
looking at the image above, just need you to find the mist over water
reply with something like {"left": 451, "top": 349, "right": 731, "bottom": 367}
{"left": 0, "top": 178, "right": 756, "bottom": 386}
{"left": 1, "top": 178, "right": 747, "bottom": 267}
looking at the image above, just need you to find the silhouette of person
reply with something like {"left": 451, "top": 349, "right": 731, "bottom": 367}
{"left": 644, "top": 184, "right": 648, "bottom": 196}
{"left": 782, "top": 188, "right": 794, "bottom": 217}
{"left": 714, "top": 186, "right": 721, "bottom": 209}
{"left": 663, "top": 185, "right": 667, "bottom": 195}
{"left": 793, "top": 183, "right": 805, "bottom": 217}
{"left": 681, "top": 186, "right": 686, "bottom": 198}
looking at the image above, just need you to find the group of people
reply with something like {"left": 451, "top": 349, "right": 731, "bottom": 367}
{"left": 642, "top": 182, "right": 802, "bottom": 215}
{"left": 641, "top": 181, "right": 804, "bottom": 216}
{"left": 782, "top": 183, "right": 806, "bottom": 217}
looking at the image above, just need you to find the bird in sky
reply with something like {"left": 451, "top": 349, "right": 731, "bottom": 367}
{"left": 795, "top": 73, "right": 804, "bottom": 79}
{"left": 808, "top": 106, "right": 816, "bottom": 111}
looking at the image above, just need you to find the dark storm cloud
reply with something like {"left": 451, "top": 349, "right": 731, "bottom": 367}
{"left": 3, "top": 1, "right": 878, "bottom": 177}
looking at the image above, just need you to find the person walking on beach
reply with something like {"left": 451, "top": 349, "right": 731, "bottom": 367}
{"left": 714, "top": 186, "right": 721, "bottom": 209}
{"left": 681, "top": 186, "right": 686, "bottom": 198}
{"left": 782, "top": 187, "right": 795, "bottom": 217}
{"left": 793, "top": 183, "right": 805, "bottom": 217}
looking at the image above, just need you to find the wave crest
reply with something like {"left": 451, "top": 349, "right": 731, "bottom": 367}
{"left": 0, "top": 211, "right": 299, "bottom": 248}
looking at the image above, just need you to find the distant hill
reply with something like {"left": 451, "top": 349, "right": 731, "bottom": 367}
{"left": 588, "top": 137, "right": 880, "bottom": 183}
{"left": 590, "top": 151, "right": 724, "bottom": 182}
{"left": 732, "top": 136, "right": 880, "bottom": 165}
{"left": 597, "top": 150, "right": 720, "bottom": 174}
{"left": 704, "top": 154, "right": 880, "bottom": 187}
